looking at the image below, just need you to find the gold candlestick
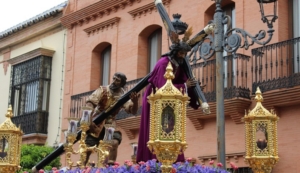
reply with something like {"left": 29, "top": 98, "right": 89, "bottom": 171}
{"left": 76, "top": 121, "right": 96, "bottom": 169}
{"left": 95, "top": 140, "right": 112, "bottom": 168}
{"left": 64, "top": 118, "right": 79, "bottom": 169}
{"left": 94, "top": 124, "right": 115, "bottom": 167}
{"left": 64, "top": 133, "right": 77, "bottom": 169}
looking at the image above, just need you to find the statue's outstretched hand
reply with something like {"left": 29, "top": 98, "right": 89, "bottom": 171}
{"left": 130, "top": 92, "right": 140, "bottom": 103}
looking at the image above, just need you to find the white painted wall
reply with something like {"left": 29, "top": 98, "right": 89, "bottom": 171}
{"left": 0, "top": 29, "right": 66, "bottom": 147}
{"left": 0, "top": 57, "right": 11, "bottom": 123}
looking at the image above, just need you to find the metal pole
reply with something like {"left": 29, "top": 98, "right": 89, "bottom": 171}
{"left": 213, "top": 0, "right": 226, "bottom": 168}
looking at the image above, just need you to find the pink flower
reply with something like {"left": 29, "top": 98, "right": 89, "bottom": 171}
{"left": 209, "top": 160, "right": 214, "bottom": 165}
{"left": 146, "top": 165, "right": 150, "bottom": 171}
{"left": 39, "top": 169, "right": 44, "bottom": 173}
{"left": 124, "top": 160, "right": 130, "bottom": 164}
{"left": 230, "top": 162, "right": 235, "bottom": 167}
{"left": 186, "top": 158, "right": 192, "bottom": 162}
{"left": 134, "top": 165, "right": 140, "bottom": 170}
{"left": 171, "top": 168, "right": 177, "bottom": 173}
{"left": 114, "top": 162, "right": 120, "bottom": 166}
{"left": 217, "top": 162, "right": 223, "bottom": 168}
{"left": 229, "top": 162, "right": 239, "bottom": 170}
{"left": 138, "top": 161, "right": 145, "bottom": 165}
{"left": 124, "top": 160, "right": 133, "bottom": 166}
{"left": 112, "top": 165, "right": 118, "bottom": 169}
{"left": 52, "top": 167, "right": 57, "bottom": 171}
{"left": 85, "top": 167, "right": 91, "bottom": 173}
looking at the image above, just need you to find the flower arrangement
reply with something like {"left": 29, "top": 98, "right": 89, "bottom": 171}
{"left": 36, "top": 159, "right": 239, "bottom": 173}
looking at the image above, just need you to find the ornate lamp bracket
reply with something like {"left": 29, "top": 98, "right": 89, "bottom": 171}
{"left": 223, "top": 27, "right": 274, "bottom": 57}
{"left": 187, "top": 34, "right": 215, "bottom": 65}
{"left": 187, "top": 9, "right": 276, "bottom": 64}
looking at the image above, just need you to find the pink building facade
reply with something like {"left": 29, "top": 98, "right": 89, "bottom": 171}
{"left": 60, "top": 0, "right": 300, "bottom": 172}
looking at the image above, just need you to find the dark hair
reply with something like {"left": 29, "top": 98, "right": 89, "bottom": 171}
{"left": 114, "top": 72, "right": 127, "bottom": 87}
{"left": 162, "top": 41, "right": 192, "bottom": 58}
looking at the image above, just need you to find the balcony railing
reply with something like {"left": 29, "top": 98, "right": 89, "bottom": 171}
{"left": 192, "top": 54, "right": 251, "bottom": 102}
{"left": 70, "top": 90, "right": 94, "bottom": 119}
{"left": 70, "top": 54, "right": 250, "bottom": 119}
{"left": 252, "top": 37, "right": 300, "bottom": 94}
{"left": 69, "top": 78, "right": 144, "bottom": 120}
{"left": 11, "top": 111, "right": 48, "bottom": 134}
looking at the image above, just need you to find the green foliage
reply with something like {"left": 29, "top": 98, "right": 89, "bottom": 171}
{"left": 18, "top": 144, "right": 61, "bottom": 172}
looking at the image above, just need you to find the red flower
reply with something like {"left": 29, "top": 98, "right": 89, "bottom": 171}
{"left": 38, "top": 170, "right": 44, "bottom": 173}
{"left": 171, "top": 168, "right": 177, "bottom": 173}
{"left": 217, "top": 162, "right": 223, "bottom": 168}
{"left": 209, "top": 160, "right": 214, "bottom": 165}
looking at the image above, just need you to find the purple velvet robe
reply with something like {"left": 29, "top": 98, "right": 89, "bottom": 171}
{"left": 136, "top": 56, "right": 199, "bottom": 163}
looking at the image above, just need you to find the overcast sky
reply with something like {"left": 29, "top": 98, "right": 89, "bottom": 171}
{"left": 0, "top": 0, "right": 66, "bottom": 33}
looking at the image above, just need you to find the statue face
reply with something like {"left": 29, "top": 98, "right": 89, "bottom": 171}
{"left": 174, "top": 50, "right": 187, "bottom": 65}
{"left": 109, "top": 75, "right": 122, "bottom": 90}
{"left": 176, "top": 50, "right": 187, "bottom": 59}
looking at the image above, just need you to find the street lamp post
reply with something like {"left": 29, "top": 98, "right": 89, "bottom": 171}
{"left": 213, "top": 1, "right": 226, "bottom": 166}
{"left": 188, "top": 0, "right": 278, "bottom": 168}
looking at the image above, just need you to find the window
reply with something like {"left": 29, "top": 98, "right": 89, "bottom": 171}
{"left": 8, "top": 55, "right": 51, "bottom": 135}
{"left": 293, "top": 0, "right": 300, "bottom": 73}
{"left": 101, "top": 46, "right": 111, "bottom": 86}
{"left": 223, "top": 4, "right": 236, "bottom": 87}
{"left": 293, "top": 0, "right": 300, "bottom": 38}
{"left": 148, "top": 28, "right": 162, "bottom": 72}
{"left": 10, "top": 56, "right": 52, "bottom": 116}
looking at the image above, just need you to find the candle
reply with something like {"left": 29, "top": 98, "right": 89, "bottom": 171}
{"left": 104, "top": 126, "right": 115, "bottom": 141}
{"left": 131, "top": 143, "right": 138, "bottom": 156}
{"left": 68, "top": 120, "right": 78, "bottom": 134}
{"left": 81, "top": 110, "right": 91, "bottom": 123}
{"left": 63, "top": 130, "right": 68, "bottom": 143}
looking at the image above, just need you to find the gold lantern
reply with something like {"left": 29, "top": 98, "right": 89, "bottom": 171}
{"left": 0, "top": 105, "right": 23, "bottom": 172}
{"left": 244, "top": 87, "right": 279, "bottom": 173}
{"left": 147, "top": 62, "right": 189, "bottom": 173}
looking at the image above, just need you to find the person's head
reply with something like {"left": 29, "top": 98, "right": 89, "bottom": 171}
{"left": 169, "top": 41, "right": 191, "bottom": 64}
{"left": 109, "top": 72, "right": 127, "bottom": 90}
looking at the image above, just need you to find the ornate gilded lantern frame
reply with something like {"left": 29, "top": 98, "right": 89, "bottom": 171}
{"left": 0, "top": 105, "right": 23, "bottom": 173}
{"left": 147, "top": 62, "right": 189, "bottom": 173}
{"left": 244, "top": 87, "right": 279, "bottom": 173}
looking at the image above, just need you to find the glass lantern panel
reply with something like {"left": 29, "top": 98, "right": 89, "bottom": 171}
{"left": 103, "top": 125, "right": 115, "bottom": 141}
{"left": 81, "top": 109, "right": 92, "bottom": 124}
{"left": 256, "top": 124, "right": 268, "bottom": 150}
{"left": 161, "top": 106, "right": 175, "bottom": 134}
{"left": 0, "top": 137, "right": 8, "bottom": 158}
{"left": 131, "top": 143, "right": 138, "bottom": 156}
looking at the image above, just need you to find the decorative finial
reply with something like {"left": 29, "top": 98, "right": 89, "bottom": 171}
{"left": 255, "top": 87, "right": 263, "bottom": 103}
{"left": 5, "top": 105, "right": 13, "bottom": 118}
{"left": 164, "top": 62, "right": 175, "bottom": 80}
